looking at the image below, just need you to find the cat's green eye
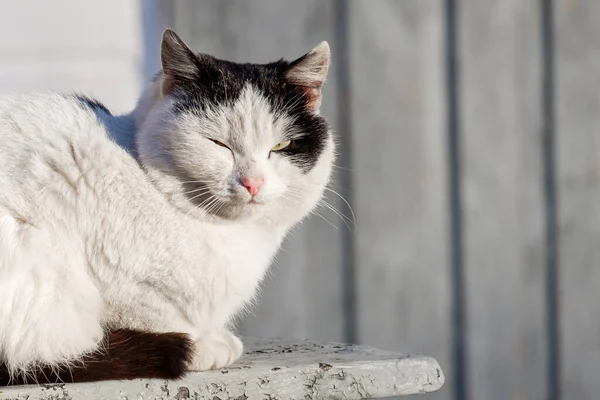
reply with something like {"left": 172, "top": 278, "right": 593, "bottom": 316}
{"left": 271, "top": 140, "right": 291, "bottom": 152}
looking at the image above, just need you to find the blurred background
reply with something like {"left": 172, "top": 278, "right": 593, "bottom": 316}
{"left": 1, "top": 1, "right": 598, "bottom": 399}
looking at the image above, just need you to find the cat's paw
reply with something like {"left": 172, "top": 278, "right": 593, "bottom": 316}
{"left": 188, "top": 329, "right": 243, "bottom": 371}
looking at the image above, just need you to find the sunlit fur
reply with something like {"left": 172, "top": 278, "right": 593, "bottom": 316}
{"left": 137, "top": 85, "right": 332, "bottom": 223}
{"left": 0, "top": 30, "right": 333, "bottom": 378}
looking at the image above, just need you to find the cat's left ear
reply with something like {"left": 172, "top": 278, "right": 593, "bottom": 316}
{"left": 160, "top": 29, "right": 200, "bottom": 95}
{"left": 284, "top": 41, "right": 330, "bottom": 112}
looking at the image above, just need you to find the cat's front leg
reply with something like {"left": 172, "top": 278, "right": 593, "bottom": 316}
{"left": 188, "top": 328, "right": 243, "bottom": 371}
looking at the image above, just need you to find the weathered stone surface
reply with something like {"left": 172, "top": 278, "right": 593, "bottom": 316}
{"left": 0, "top": 338, "right": 444, "bottom": 399}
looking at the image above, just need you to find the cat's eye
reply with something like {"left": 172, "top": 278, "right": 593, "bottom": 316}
{"left": 271, "top": 140, "right": 291, "bottom": 152}
{"left": 208, "top": 138, "right": 230, "bottom": 149}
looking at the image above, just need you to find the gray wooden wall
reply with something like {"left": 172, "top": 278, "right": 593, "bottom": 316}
{"left": 158, "top": 1, "right": 600, "bottom": 399}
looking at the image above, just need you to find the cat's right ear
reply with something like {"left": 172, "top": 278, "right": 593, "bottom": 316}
{"left": 284, "top": 41, "right": 330, "bottom": 113}
{"left": 160, "top": 29, "right": 200, "bottom": 95}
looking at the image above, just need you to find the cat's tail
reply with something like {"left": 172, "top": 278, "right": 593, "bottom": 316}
{"left": 0, "top": 329, "right": 194, "bottom": 385}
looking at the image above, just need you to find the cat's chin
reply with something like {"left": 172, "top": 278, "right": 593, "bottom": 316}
{"left": 219, "top": 200, "right": 271, "bottom": 221}
{"left": 177, "top": 195, "right": 269, "bottom": 223}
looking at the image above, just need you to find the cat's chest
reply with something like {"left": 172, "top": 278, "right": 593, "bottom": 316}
{"left": 212, "top": 226, "right": 280, "bottom": 281}
{"left": 177, "top": 226, "right": 282, "bottom": 329}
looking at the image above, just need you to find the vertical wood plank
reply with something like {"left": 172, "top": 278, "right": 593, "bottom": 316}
{"left": 170, "top": 0, "right": 346, "bottom": 342}
{"left": 142, "top": 0, "right": 174, "bottom": 81}
{"left": 459, "top": 2, "right": 548, "bottom": 399}
{"left": 349, "top": 2, "right": 452, "bottom": 400}
{"left": 555, "top": 1, "right": 600, "bottom": 399}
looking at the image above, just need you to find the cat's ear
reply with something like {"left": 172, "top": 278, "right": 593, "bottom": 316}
{"left": 284, "top": 41, "right": 330, "bottom": 112}
{"left": 160, "top": 29, "right": 200, "bottom": 95}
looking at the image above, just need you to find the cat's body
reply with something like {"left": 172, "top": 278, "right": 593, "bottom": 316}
{"left": 0, "top": 30, "right": 333, "bottom": 384}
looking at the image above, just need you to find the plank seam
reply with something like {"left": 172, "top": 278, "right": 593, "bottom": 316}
{"left": 444, "top": 0, "right": 468, "bottom": 399}
{"left": 333, "top": 0, "right": 358, "bottom": 345}
{"left": 541, "top": 1, "right": 561, "bottom": 399}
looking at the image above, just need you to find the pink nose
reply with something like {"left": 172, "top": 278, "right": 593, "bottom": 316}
{"left": 241, "top": 176, "right": 264, "bottom": 196}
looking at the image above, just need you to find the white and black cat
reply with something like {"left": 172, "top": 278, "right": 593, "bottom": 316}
{"left": 0, "top": 29, "right": 334, "bottom": 384}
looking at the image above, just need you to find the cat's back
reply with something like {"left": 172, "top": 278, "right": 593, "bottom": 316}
{"left": 0, "top": 93, "right": 117, "bottom": 204}
{"left": 0, "top": 93, "right": 109, "bottom": 163}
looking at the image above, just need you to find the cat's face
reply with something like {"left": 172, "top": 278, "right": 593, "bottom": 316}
{"left": 137, "top": 30, "right": 334, "bottom": 225}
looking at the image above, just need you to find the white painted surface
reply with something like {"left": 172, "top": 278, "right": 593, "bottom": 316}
{"left": 0, "top": 339, "right": 444, "bottom": 399}
{"left": 0, "top": 0, "right": 144, "bottom": 113}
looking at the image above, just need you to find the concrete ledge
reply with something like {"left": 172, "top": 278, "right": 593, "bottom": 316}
{"left": 0, "top": 338, "right": 444, "bottom": 399}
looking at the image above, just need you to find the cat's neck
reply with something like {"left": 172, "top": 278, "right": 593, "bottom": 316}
{"left": 131, "top": 77, "right": 163, "bottom": 131}
{"left": 104, "top": 113, "right": 137, "bottom": 156}
{"left": 100, "top": 77, "right": 163, "bottom": 158}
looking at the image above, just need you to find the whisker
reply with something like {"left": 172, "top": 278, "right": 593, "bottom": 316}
{"left": 292, "top": 183, "right": 355, "bottom": 224}
{"left": 281, "top": 187, "right": 347, "bottom": 230}
{"left": 284, "top": 95, "right": 305, "bottom": 113}
{"left": 332, "top": 164, "right": 354, "bottom": 172}
{"left": 179, "top": 180, "right": 219, "bottom": 185}
{"left": 312, "top": 209, "right": 339, "bottom": 230}
{"left": 206, "top": 197, "right": 225, "bottom": 215}
{"left": 323, "top": 187, "right": 356, "bottom": 224}
{"left": 201, "top": 193, "right": 223, "bottom": 214}
{"left": 183, "top": 194, "right": 214, "bottom": 218}
{"left": 320, "top": 199, "right": 354, "bottom": 225}
{"left": 188, "top": 190, "right": 212, "bottom": 203}
{"left": 212, "top": 198, "right": 228, "bottom": 216}
{"left": 318, "top": 199, "right": 353, "bottom": 231}
{"left": 182, "top": 187, "right": 212, "bottom": 196}
{"left": 281, "top": 92, "right": 304, "bottom": 111}
{"left": 189, "top": 191, "right": 223, "bottom": 217}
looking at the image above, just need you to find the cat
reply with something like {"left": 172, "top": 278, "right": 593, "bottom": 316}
{"left": 0, "top": 29, "right": 334, "bottom": 385}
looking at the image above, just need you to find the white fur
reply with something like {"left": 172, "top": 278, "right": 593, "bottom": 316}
{"left": 285, "top": 41, "right": 330, "bottom": 85}
{"left": 0, "top": 79, "right": 334, "bottom": 374}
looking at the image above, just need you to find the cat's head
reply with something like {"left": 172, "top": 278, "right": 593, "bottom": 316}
{"left": 135, "top": 29, "right": 334, "bottom": 226}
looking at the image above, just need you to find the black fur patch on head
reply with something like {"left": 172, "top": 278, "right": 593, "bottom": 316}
{"left": 170, "top": 56, "right": 329, "bottom": 173}
{"left": 71, "top": 94, "right": 112, "bottom": 115}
